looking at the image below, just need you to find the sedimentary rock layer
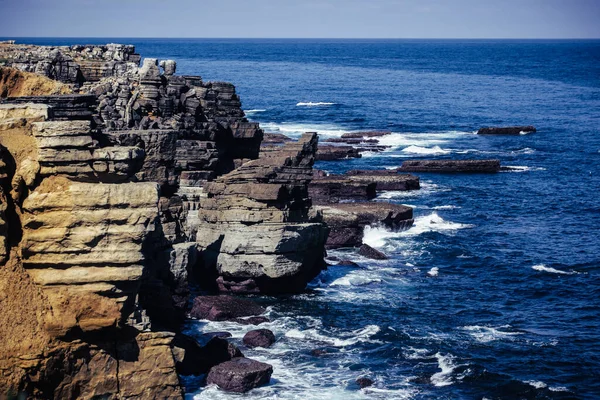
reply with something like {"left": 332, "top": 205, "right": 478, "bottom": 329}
{"left": 399, "top": 159, "right": 501, "bottom": 173}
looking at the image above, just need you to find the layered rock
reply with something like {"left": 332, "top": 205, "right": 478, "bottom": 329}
{"left": 399, "top": 159, "right": 501, "bottom": 173}
{"left": 20, "top": 177, "right": 159, "bottom": 334}
{"left": 195, "top": 133, "right": 329, "bottom": 293}
{"left": 317, "top": 202, "right": 413, "bottom": 248}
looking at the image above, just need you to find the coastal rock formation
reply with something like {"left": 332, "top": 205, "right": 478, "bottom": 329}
{"left": 317, "top": 202, "right": 413, "bottom": 248}
{"left": 194, "top": 133, "right": 329, "bottom": 293}
{"left": 316, "top": 144, "right": 362, "bottom": 161}
{"left": 310, "top": 169, "right": 420, "bottom": 204}
{"left": 190, "top": 295, "right": 266, "bottom": 321}
{"left": 477, "top": 126, "right": 536, "bottom": 135}
{"left": 399, "top": 159, "right": 501, "bottom": 173}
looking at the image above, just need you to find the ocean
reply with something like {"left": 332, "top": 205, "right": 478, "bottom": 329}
{"left": 15, "top": 38, "right": 600, "bottom": 399}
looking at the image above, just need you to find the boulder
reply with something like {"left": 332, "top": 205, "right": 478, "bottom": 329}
{"left": 243, "top": 329, "right": 276, "bottom": 348}
{"left": 477, "top": 126, "right": 536, "bottom": 135}
{"left": 358, "top": 244, "right": 388, "bottom": 260}
{"left": 399, "top": 159, "right": 501, "bottom": 173}
{"left": 190, "top": 295, "right": 266, "bottom": 321}
{"left": 207, "top": 357, "right": 273, "bottom": 393}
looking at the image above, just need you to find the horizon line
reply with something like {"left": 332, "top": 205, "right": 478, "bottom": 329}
{"left": 2, "top": 36, "right": 600, "bottom": 41}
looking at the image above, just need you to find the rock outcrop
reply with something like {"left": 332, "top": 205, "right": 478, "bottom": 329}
{"left": 399, "top": 159, "right": 501, "bottom": 173}
{"left": 477, "top": 126, "right": 536, "bottom": 135}
{"left": 194, "top": 133, "right": 329, "bottom": 293}
{"left": 317, "top": 202, "right": 413, "bottom": 248}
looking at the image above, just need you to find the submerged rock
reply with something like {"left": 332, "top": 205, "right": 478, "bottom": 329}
{"left": 399, "top": 159, "right": 501, "bottom": 173}
{"left": 243, "top": 329, "right": 276, "bottom": 348}
{"left": 190, "top": 295, "right": 266, "bottom": 321}
{"left": 207, "top": 357, "right": 273, "bottom": 393}
{"left": 477, "top": 126, "right": 536, "bottom": 135}
{"left": 358, "top": 244, "right": 388, "bottom": 260}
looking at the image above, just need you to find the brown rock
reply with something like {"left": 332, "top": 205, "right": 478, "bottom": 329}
{"left": 207, "top": 357, "right": 273, "bottom": 393}
{"left": 190, "top": 295, "right": 266, "bottom": 321}
{"left": 243, "top": 329, "right": 276, "bottom": 348}
{"left": 358, "top": 244, "right": 388, "bottom": 260}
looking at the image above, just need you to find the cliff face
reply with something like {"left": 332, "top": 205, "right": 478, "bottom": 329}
{"left": 0, "top": 42, "right": 328, "bottom": 398}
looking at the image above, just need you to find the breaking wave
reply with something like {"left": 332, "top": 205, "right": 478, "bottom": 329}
{"left": 296, "top": 102, "right": 337, "bottom": 107}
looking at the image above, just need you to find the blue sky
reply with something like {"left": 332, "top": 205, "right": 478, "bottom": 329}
{"left": 0, "top": 0, "right": 599, "bottom": 38}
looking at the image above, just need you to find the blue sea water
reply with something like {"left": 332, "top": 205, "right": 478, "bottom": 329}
{"left": 13, "top": 38, "right": 600, "bottom": 399}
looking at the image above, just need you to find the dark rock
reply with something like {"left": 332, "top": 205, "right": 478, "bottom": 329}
{"left": 190, "top": 295, "right": 266, "bottom": 321}
{"left": 344, "top": 169, "right": 420, "bottom": 191}
{"left": 200, "top": 332, "right": 233, "bottom": 341}
{"left": 341, "top": 131, "right": 391, "bottom": 138}
{"left": 171, "top": 334, "right": 243, "bottom": 376}
{"left": 477, "top": 126, "right": 536, "bottom": 135}
{"left": 309, "top": 174, "right": 377, "bottom": 204}
{"left": 399, "top": 159, "right": 501, "bottom": 173}
{"left": 337, "top": 260, "right": 360, "bottom": 267}
{"left": 356, "top": 377, "right": 374, "bottom": 388}
{"left": 234, "top": 316, "right": 271, "bottom": 325}
{"left": 262, "top": 132, "right": 293, "bottom": 144}
{"left": 318, "top": 202, "right": 413, "bottom": 248}
{"left": 316, "top": 144, "right": 361, "bottom": 161}
{"left": 243, "top": 329, "right": 276, "bottom": 348}
{"left": 207, "top": 357, "right": 273, "bottom": 393}
{"left": 358, "top": 244, "right": 388, "bottom": 260}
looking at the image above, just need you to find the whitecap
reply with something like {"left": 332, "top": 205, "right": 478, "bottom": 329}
{"left": 403, "top": 212, "right": 474, "bottom": 236}
{"left": 427, "top": 267, "right": 439, "bottom": 277}
{"left": 549, "top": 386, "right": 569, "bottom": 392}
{"left": 377, "top": 131, "right": 476, "bottom": 150}
{"left": 462, "top": 325, "right": 523, "bottom": 343}
{"left": 502, "top": 166, "right": 547, "bottom": 172}
{"left": 401, "top": 145, "right": 451, "bottom": 155}
{"left": 285, "top": 324, "right": 380, "bottom": 347}
{"left": 330, "top": 274, "right": 382, "bottom": 287}
{"left": 296, "top": 102, "right": 336, "bottom": 107}
{"left": 260, "top": 121, "right": 349, "bottom": 138}
{"left": 375, "top": 181, "right": 450, "bottom": 199}
{"left": 431, "top": 353, "right": 464, "bottom": 387}
{"left": 532, "top": 264, "right": 578, "bottom": 275}
{"left": 525, "top": 380, "right": 547, "bottom": 389}
{"left": 431, "top": 205, "right": 459, "bottom": 210}
{"left": 244, "top": 109, "right": 266, "bottom": 115}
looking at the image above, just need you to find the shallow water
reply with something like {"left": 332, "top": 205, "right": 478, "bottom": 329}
{"left": 16, "top": 38, "right": 600, "bottom": 399}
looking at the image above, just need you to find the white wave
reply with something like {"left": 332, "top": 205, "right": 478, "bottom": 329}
{"left": 401, "top": 145, "right": 451, "bottom": 155}
{"left": 377, "top": 131, "right": 476, "bottom": 149}
{"left": 431, "top": 205, "right": 459, "bottom": 210}
{"left": 525, "top": 380, "right": 547, "bottom": 389}
{"left": 260, "top": 121, "right": 349, "bottom": 138}
{"left": 404, "top": 212, "right": 474, "bottom": 236}
{"left": 363, "top": 213, "right": 472, "bottom": 250}
{"left": 427, "top": 267, "right": 439, "bottom": 277}
{"left": 532, "top": 264, "right": 578, "bottom": 275}
{"left": 549, "top": 386, "right": 569, "bottom": 392}
{"left": 244, "top": 109, "right": 266, "bottom": 115}
{"left": 296, "top": 102, "right": 336, "bottom": 107}
{"left": 376, "top": 181, "right": 449, "bottom": 200}
{"left": 330, "top": 274, "right": 382, "bottom": 287}
{"left": 462, "top": 325, "right": 523, "bottom": 343}
{"left": 511, "top": 147, "right": 536, "bottom": 154}
{"left": 403, "top": 347, "right": 432, "bottom": 360}
{"left": 431, "top": 353, "right": 464, "bottom": 387}
{"left": 502, "top": 165, "right": 547, "bottom": 172}
{"left": 285, "top": 324, "right": 380, "bottom": 347}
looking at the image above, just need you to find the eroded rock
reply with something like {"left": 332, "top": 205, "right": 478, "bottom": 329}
{"left": 207, "top": 357, "right": 273, "bottom": 393}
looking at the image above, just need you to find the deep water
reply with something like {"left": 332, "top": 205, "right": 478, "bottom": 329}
{"left": 15, "top": 38, "right": 600, "bottom": 399}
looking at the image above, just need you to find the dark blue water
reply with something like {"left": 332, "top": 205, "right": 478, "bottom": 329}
{"left": 14, "top": 38, "right": 600, "bottom": 399}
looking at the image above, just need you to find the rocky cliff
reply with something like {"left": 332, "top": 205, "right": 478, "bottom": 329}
{"left": 0, "top": 41, "right": 330, "bottom": 398}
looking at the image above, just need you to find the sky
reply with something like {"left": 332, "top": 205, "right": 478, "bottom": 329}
{"left": 0, "top": 0, "right": 599, "bottom": 39}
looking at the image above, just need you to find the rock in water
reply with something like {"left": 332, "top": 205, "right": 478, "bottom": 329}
{"left": 356, "top": 377, "right": 374, "bottom": 388}
{"left": 399, "top": 159, "right": 501, "bottom": 173}
{"left": 207, "top": 357, "right": 273, "bottom": 393}
{"left": 477, "top": 126, "right": 536, "bottom": 135}
{"left": 172, "top": 333, "right": 243, "bottom": 376}
{"left": 358, "top": 244, "right": 389, "bottom": 260}
{"left": 243, "top": 329, "right": 276, "bottom": 348}
{"left": 190, "top": 295, "right": 266, "bottom": 321}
